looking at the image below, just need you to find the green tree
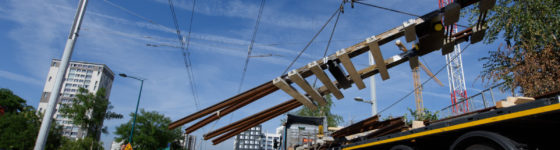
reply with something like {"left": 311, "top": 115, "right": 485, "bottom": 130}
{"left": 59, "top": 88, "right": 122, "bottom": 140}
{"left": 0, "top": 88, "right": 65, "bottom": 149}
{"left": 291, "top": 94, "right": 343, "bottom": 127}
{"left": 0, "top": 88, "right": 27, "bottom": 113}
{"left": 114, "top": 109, "right": 183, "bottom": 150}
{"left": 59, "top": 137, "right": 103, "bottom": 150}
{"left": 468, "top": 0, "right": 560, "bottom": 96}
{"left": 404, "top": 108, "right": 439, "bottom": 124}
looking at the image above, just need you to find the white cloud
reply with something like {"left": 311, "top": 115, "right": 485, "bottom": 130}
{"left": 152, "top": 0, "right": 324, "bottom": 29}
{"left": 0, "top": 70, "right": 43, "bottom": 86}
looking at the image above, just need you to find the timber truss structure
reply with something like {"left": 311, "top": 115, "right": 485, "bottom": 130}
{"left": 168, "top": 0, "right": 495, "bottom": 145}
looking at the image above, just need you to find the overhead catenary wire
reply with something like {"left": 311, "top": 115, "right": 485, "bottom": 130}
{"left": 104, "top": 0, "right": 165, "bottom": 27}
{"left": 184, "top": 0, "right": 199, "bottom": 110}
{"left": 168, "top": 0, "right": 200, "bottom": 110}
{"left": 281, "top": 5, "right": 342, "bottom": 75}
{"left": 238, "top": 0, "right": 266, "bottom": 93}
{"left": 377, "top": 43, "right": 472, "bottom": 115}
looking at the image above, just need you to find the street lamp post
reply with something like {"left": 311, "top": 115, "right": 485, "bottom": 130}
{"left": 354, "top": 97, "right": 376, "bottom": 116}
{"left": 119, "top": 73, "right": 144, "bottom": 145}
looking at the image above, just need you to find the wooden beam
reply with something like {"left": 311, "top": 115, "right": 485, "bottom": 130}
{"left": 337, "top": 49, "right": 366, "bottom": 90}
{"left": 273, "top": 77, "right": 317, "bottom": 110}
{"left": 367, "top": 36, "right": 390, "bottom": 80}
{"left": 288, "top": 70, "right": 327, "bottom": 105}
{"left": 308, "top": 61, "right": 344, "bottom": 100}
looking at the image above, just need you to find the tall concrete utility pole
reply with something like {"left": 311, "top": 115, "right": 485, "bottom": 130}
{"left": 34, "top": 0, "right": 88, "bottom": 149}
{"left": 368, "top": 52, "right": 377, "bottom": 116}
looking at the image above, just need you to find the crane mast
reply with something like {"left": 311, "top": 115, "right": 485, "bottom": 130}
{"left": 439, "top": 0, "right": 468, "bottom": 114}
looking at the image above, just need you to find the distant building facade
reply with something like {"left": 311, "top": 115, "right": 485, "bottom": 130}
{"left": 234, "top": 125, "right": 263, "bottom": 150}
{"left": 183, "top": 134, "right": 197, "bottom": 150}
{"left": 262, "top": 132, "right": 280, "bottom": 150}
{"left": 37, "top": 59, "right": 114, "bottom": 140}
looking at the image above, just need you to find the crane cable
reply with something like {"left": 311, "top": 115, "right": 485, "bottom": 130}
{"left": 281, "top": 4, "right": 343, "bottom": 75}
{"left": 312, "top": 7, "right": 342, "bottom": 88}
{"left": 354, "top": 1, "right": 469, "bottom": 28}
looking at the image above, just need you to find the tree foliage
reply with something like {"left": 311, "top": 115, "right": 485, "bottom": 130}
{"left": 59, "top": 87, "right": 122, "bottom": 140}
{"left": 114, "top": 109, "right": 183, "bottom": 150}
{"left": 291, "top": 94, "right": 343, "bottom": 127}
{"left": 404, "top": 108, "right": 439, "bottom": 124}
{"left": 0, "top": 88, "right": 65, "bottom": 150}
{"left": 0, "top": 88, "right": 27, "bottom": 113}
{"left": 467, "top": 0, "right": 560, "bottom": 96}
{"left": 59, "top": 137, "right": 104, "bottom": 150}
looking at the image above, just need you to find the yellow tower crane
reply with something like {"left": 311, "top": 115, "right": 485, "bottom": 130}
{"left": 395, "top": 40, "right": 444, "bottom": 117}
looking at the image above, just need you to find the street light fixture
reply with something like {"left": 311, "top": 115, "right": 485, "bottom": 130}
{"left": 119, "top": 73, "right": 145, "bottom": 146}
{"left": 354, "top": 97, "right": 376, "bottom": 116}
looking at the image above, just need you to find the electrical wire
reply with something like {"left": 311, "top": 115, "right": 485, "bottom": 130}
{"left": 103, "top": 0, "right": 166, "bottom": 27}
{"left": 377, "top": 43, "right": 472, "bottom": 115}
{"left": 168, "top": 0, "right": 200, "bottom": 110}
{"left": 184, "top": 0, "right": 200, "bottom": 110}
{"left": 281, "top": 6, "right": 342, "bottom": 75}
{"left": 354, "top": 1, "right": 470, "bottom": 29}
{"left": 238, "top": 0, "right": 266, "bottom": 93}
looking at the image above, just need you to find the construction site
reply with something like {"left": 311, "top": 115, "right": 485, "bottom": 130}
{"left": 167, "top": 0, "right": 560, "bottom": 149}
{"left": 2, "top": 0, "right": 559, "bottom": 149}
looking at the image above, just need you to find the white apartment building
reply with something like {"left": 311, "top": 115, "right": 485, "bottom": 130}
{"left": 262, "top": 132, "right": 280, "bottom": 150}
{"left": 234, "top": 125, "right": 263, "bottom": 150}
{"left": 37, "top": 59, "right": 114, "bottom": 140}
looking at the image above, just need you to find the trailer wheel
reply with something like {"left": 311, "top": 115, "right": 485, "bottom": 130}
{"left": 390, "top": 145, "right": 414, "bottom": 150}
{"left": 450, "top": 131, "right": 520, "bottom": 150}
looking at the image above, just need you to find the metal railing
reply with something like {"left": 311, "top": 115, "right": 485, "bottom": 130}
{"left": 439, "top": 82, "right": 507, "bottom": 118}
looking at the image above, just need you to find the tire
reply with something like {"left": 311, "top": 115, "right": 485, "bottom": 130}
{"left": 390, "top": 145, "right": 414, "bottom": 150}
{"left": 450, "top": 131, "right": 520, "bottom": 150}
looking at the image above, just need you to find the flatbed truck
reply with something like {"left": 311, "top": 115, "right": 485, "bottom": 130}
{"left": 340, "top": 93, "right": 560, "bottom": 150}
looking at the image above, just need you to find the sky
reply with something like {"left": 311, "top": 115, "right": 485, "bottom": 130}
{"left": 0, "top": 0, "right": 510, "bottom": 149}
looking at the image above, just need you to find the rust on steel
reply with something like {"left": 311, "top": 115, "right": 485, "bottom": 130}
{"left": 171, "top": 0, "right": 480, "bottom": 137}
{"left": 204, "top": 99, "right": 299, "bottom": 140}
{"left": 211, "top": 101, "right": 302, "bottom": 145}
{"left": 364, "top": 117, "right": 406, "bottom": 139}
{"left": 169, "top": 81, "right": 276, "bottom": 129}
{"left": 203, "top": 28, "right": 475, "bottom": 142}
{"left": 331, "top": 115, "right": 380, "bottom": 138}
{"left": 185, "top": 85, "right": 279, "bottom": 134}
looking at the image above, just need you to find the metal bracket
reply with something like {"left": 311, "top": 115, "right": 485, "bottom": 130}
{"left": 327, "top": 59, "right": 352, "bottom": 89}
{"left": 444, "top": 3, "right": 461, "bottom": 26}
{"left": 471, "top": 25, "right": 487, "bottom": 44}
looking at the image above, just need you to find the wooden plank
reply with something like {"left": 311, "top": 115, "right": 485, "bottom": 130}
{"left": 367, "top": 36, "right": 390, "bottom": 80}
{"left": 496, "top": 100, "right": 515, "bottom": 108}
{"left": 403, "top": 19, "right": 417, "bottom": 42}
{"left": 412, "top": 120, "right": 425, "bottom": 129}
{"left": 308, "top": 61, "right": 344, "bottom": 100}
{"left": 273, "top": 77, "right": 317, "bottom": 110}
{"left": 506, "top": 96, "right": 535, "bottom": 105}
{"left": 288, "top": 70, "right": 327, "bottom": 105}
{"left": 337, "top": 49, "right": 366, "bottom": 90}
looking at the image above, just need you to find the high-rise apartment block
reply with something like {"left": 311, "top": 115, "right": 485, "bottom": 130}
{"left": 37, "top": 59, "right": 114, "bottom": 139}
{"left": 234, "top": 125, "right": 263, "bottom": 150}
